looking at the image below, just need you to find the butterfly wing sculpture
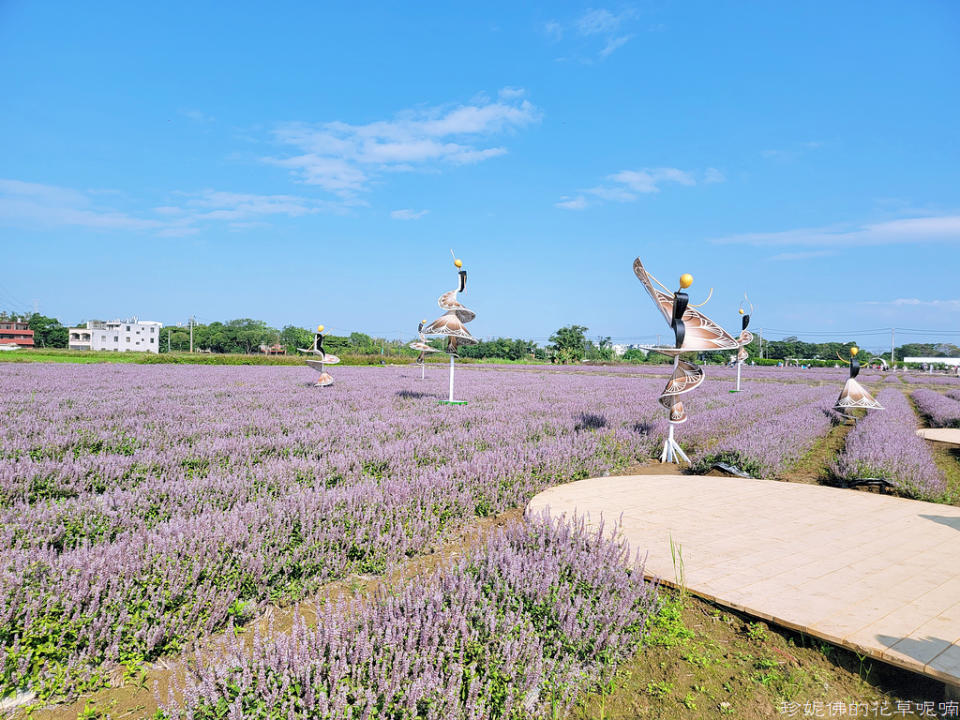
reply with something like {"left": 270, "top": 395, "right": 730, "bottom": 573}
{"left": 634, "top": 259, "right": 739, "bottom": 426}
{"left": 634, "top": 259, "right": 741, "bottom": 356}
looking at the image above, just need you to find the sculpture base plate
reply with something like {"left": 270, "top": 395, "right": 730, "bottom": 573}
{"left": 728, "top": 389, "right": 744, "bottom": 393}
{"left": 438, "top": 400, "right": 468, "bottom": 406}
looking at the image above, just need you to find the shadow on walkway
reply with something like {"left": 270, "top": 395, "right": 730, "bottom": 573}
{"left": 920, "top": 514, "right": 960, "bottom": 532}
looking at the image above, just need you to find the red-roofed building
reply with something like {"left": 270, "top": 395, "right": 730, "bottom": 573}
{"left": 0, "top": 315, "right": 34, "bottom": 348}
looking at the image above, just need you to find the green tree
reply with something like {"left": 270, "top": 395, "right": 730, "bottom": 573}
{"left": 549, "top": 325, "right": 588, "bottom": 364}
{"left": 26, "top": 314, "right": 68, "bottom": 348}
{"left": 280, "top": 325, "right": 313, "bottom": 352}
{"left": 584, "top": 336, "right": 613, "bottom": 361}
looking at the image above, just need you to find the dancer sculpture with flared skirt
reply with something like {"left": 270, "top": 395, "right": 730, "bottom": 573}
{"left": 835, "top": 346, "right": 883, "bottom": 419}
{"left": 422, "top": 252, "right": 478, "bottom": 404}
{"left": 732, "top": 295, "right": 754, "bottom": 393}
{"left": 298, "top": 325, "right": 340, "bottom": 387}
{"left": 409, "top": 320, "right": 440, "bottom": 380}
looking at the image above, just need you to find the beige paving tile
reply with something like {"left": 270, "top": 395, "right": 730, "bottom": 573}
{"left": 527, "top": 473, "right": 960, "bottom": 687}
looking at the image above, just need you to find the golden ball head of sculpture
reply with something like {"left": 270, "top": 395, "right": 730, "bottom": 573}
{"left": 454, "top": 258, "right": 463, "bottom": 268}
{"left": 850, "top": 346, "right": 859, "bottom": 357}
{"left": 679, "top": 273, "right": 693, "bottom": 289}
{"left": 317, "top": 325, "right": 324, "bottom": 333}
{"left": 739, "top": 308, "right": 745, "bottom": 315}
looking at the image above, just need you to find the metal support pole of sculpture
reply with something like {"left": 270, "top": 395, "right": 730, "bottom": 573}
{"left": 448, "top": 354, "right": 455, "bottom": 402}
{"left": 660, "top": 421, "right": 690, "bottom": 464}
{"left": 423, "top": 251, "right": 477, "bottom": 405}
{"left": 297, "top": 324, "right": 340, "bottom": 387}
{"left": 634, "top": 258, "right": 741, "bottom": 465}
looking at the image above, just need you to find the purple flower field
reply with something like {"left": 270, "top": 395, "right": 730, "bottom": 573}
{"left": 687, "top": 385, "right": 838, "bottom": 477}
{"left": 0, "top": 361, "right": 944, "bottom": 704}
{"left": 901, "top": 373, "right": 960, "bottom": 386}
{"left": 912, "top": 388, "right": 960, "bottom": 428}
{"left": 160, "top": 514, "right": 658, "bottom": 720}
{"left": 834, "top": 389, "right": 947, "bottom": 500}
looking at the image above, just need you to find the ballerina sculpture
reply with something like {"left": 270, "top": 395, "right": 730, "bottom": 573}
{"left": 731, "top": 294, "right": 754, "bottom": 393}
{"left": 408, "top": 319, "right": 440, "bottom": 380}
{"left": 423, "top": 251, "right": 478, "bottom": 404}
{"left": 634, "top": 258, "right": 741, "bottom": 463}
{"left": 297, "top": 324, "right": 340, "bottom": 387}
{"left": 835, "top": 346, "right": 883, "bottom": 418}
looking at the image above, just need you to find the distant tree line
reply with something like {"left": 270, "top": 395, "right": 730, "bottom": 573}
{"left": 5, "top": 311, "right": 958, "bottom": 362}
{"left": 161, "top": 321, "right": 410, "bottom": 356}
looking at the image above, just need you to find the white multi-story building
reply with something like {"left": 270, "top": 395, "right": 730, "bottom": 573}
{"left": 68, "top": 317, "right": 163, "bottom": 353}
{"left": 611, "top": 343, "right": 647, "bottom": 357}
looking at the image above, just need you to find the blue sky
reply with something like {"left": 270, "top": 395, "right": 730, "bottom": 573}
{"left": 1, "top": 1, "right": 958, "bottom": 350}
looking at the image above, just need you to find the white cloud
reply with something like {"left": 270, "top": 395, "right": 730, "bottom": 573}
{"left": 180, "top": 109, "right": 215, "bottom": 123}
{"left": 704, "top": 167, "right": 726, "bottom": 184}
{"left": 762, "top": 141, "right": 822, "bottom": 161}
{"left": 600, "top": 34, "right": 633, "bottom": 57}
{"left": 862, "top": 298, "right": 960, "bottom": 309}
{"left": 712, "top": 215, "right": 960, "bottom": 247}
{"left": 586, "top": 185, "right": 636, "bottom": 202}
{"left": 0, "top": 179, "right": 331, "bottom": 236}
{"left": 0, "top": 179, "right": 175, "bottom": 232}
{"left": 557, "top": 166, "right": 722, "bottom": 210}
{"left": 184, "top": 190, "right": 326, "bottom": 220}
{"left": 768, "top": 250, "right": 836, "bottom": 261}
{"left": 546, "top": 7, "right": 641, "bottom": 60}
{"left": 611, "top": 168, "right": 696, "bottom": 193}
{"left": 544, "top": 20, "right": 563, "bottom": 41}
{"left": 267, "top": 91, "right": 540, "bottom": 198}
{"left": 556, "top": 195, "right": 588, "bottom": 210}
{"left": 390, "top": 208, "right": 429, "bottom": 220}
{"left": 577, "top": 8, "right": 626, "bottom": 35}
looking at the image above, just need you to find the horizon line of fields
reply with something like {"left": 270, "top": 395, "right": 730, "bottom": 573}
{"left": 4, "top": 347, "right": 955, "bottom": 371}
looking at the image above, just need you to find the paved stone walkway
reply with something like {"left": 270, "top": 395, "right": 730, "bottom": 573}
{"left": 917, "top": 428, "right": 960, "bottom": 445}
{"left": 528, "top": 474, "right": 960, "bottom": 690}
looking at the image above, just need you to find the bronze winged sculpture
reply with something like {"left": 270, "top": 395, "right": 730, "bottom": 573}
{"left": 422, "top": 251, "right": 478, "bottom": 404}
{"left": 634, "top": 258, "right": 741, "bottom": 463}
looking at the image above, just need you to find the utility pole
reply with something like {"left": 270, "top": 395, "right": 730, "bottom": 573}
{"left": 758, "top": 328, "right": 763, "bottom": 359}
{"left": 189, "top": 316, "right": 194, "bottom": 353}
{"left": 890, "top": 328, "right": 895, "bottom": 367}
{"left": 167, "top": 327, "right": 171, "bottom": 353}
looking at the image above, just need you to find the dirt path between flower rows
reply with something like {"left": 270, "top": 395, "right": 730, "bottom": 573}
{"left": 778, "top": 420, "right": 855, "bottom": 486}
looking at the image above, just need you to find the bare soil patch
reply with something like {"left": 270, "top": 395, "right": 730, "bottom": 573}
{"left": 572, "top": 590, "right": 945, "bottom": 720}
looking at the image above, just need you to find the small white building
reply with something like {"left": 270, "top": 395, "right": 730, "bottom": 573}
{"left": 903, "top": 357, "right": 960, "bottom": 368}
{"left": 68, "top": 317, "right": 163, "bottom": 353}
{"left": 611, "top": 343, "right": 647, "bottom": 357}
